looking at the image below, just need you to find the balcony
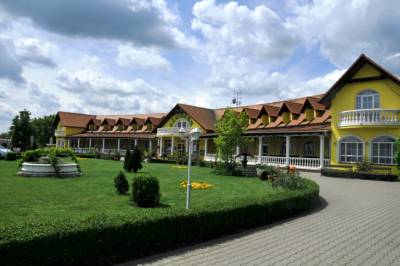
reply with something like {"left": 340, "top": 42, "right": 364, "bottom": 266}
{"left": 157, "top": 127, "right": 193, "bottom": 137}
{"left": 54, "top": 129, "right": 65, "bottom": 137}
{"left": 339, "top": 109, "right": 400, "bottom": 127}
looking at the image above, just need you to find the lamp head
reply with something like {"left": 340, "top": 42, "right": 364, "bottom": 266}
{"left": 190, "top": 128, "right": 201, "bottom": 141}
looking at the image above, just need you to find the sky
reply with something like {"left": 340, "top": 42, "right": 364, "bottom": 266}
{"left": 0, "top": 0, "right": 399, "bottom": 132}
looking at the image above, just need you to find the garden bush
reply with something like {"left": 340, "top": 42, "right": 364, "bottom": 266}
{"left": 114, "top": 171, "right": 129, "bottom": 195}
{"left": 321, "top": 168, "right": 398, "bottom": 181}
{"left": 257, "top": 165, "right": 281, "bottom": 181}
{"left": 131, "top": 175, "right": 160, "bottom": 207}
{"left": 272, "top": 172, "right": 307, "bottom": 190}
{"left": 4, "top": 152, "right": 17, "bottom": 161}
{"left": 0, "top": 179, "right": 319, "bottom": 266}
{"left": 131, "top": 147, "right": 142, "bottom": 173}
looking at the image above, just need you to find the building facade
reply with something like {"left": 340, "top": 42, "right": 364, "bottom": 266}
{"left": 54, "top": 55, "right": 400, "bottom": 174}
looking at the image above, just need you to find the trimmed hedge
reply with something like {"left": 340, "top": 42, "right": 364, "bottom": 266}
{"left": 321, "top": 168, "right": 398, "bottom": 181}
{"left": 0, "top": 180, "right": 319, "bottom": 266}
{"left": 4, "top": 152, "right": 17, "bottom": 161}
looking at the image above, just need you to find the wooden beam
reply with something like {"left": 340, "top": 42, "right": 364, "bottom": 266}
{"left": 348, "top": 75, "right": 386, "bottom": 83}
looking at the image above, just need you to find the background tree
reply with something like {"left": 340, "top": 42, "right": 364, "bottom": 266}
{"left": 215, "top": 109, "right": 249, "bottom": 168}
{"left": 9, "top": 109, "right": 33, "bottom": 151}
{"left": 123, "top": 149, "right": 132, "bottom": 171}
{"left": 32, "top": 114, "right": 56, "bottom": 147}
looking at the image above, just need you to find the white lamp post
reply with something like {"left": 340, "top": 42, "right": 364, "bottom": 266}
{"left": 179, "top": 127, "right": 201, "bottom": 209}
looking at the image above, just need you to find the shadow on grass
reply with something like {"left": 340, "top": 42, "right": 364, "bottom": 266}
{"left": 119, "top": 196, "right": 328, "bottom": 266}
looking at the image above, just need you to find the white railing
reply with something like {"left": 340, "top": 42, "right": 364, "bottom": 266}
{"left": 157, "top": 127, "right": 194, "bottom": 137}
{"left": 204, "top": 155, "right": 330, "bottom": 170}
{"left": 55, "top": 130, "right": 65, "bottom": 137}
{"left": 339, "top": 109, "right": 400, "bottom": 127}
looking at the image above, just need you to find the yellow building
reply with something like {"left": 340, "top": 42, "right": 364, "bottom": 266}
{"left": 54, "top": 54, "right": 399, "bottom": 174}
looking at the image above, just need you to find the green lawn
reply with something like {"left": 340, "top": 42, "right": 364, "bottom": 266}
{"left": 0, "top": 158, "right": 280, "bottom": 227}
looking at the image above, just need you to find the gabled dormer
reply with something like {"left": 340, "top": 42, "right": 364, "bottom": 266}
{"left": 130, "top": 117, "right": 145, "bottom": 131}
{"left": 101, "top": 118, "right": 116, "bottom": 131}
{"left": 278, "top": 102, "right": 302, "bottom": 123}
{"left": 115, "top": 118, "right": 130, "bottom": 131}
{"left": 258, "top": 105, "right": 280, "bottom": 126}
{"left": 86, "top": 118, "right": 101, "bottom": 131}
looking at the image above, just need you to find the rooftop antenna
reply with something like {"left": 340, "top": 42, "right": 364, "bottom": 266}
{"left": 232, "top": 88, "right": 242, "bottom": 107}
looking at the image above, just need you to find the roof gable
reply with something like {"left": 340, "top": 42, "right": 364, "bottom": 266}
{"left": 320, "top": 54, "right": 400, "bottom": 106}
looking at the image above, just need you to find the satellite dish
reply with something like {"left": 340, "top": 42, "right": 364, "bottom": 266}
{"left": 232, "top": 98, "right": 236, "bottom": 104}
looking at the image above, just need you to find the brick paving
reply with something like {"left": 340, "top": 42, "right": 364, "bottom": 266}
{"left": 119, "top": 173, "right": 400, "bottom": 266}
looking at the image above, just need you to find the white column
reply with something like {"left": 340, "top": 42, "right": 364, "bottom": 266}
{"left": 159, "top": 137, "right": 163, "bottom": 156}
{"left": 204, "top": 138, "right": 208, "bottom": 157}
{"left": 77, "top": 138, "right": 80, "bottom": 149}
{"left": 171, "top": 137, "right": 174, "bottom": 155}
{"left": 102, "top": 138, "right": 105, "bottom": 153}
{"left": 117, "top": 138, "right": 121, "bottom": 152}
{"left": 285, "top": 135, "right": 291, "bottom": 166}
{"left": 149, "top": 139, "right": 152, "bottom": 152}
{"left": 134, "top": 139, "right": 138, "bottom": 147}
{"left": 258, "top": 136, "right": 263, "bottom": 163}
{"left": 236, "top": 145, "right": 240, "bottom": 155}
{"left": 89, "top": 138, "right": 92, "bottom": 149}
{"left": 320, "top": 135, "right": 325, "bottom": 169}
{"left": 185, "top": 138, "right": 189, "bottom": 153}
{"left": 67, "top": 138, "right": 71, "bottom": 148}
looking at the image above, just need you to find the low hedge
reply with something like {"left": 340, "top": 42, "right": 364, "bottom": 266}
{"left": 321, "top": 168, "right": 398, "bottom": 181}
{"left": 0, "top": 180, "right": 319, "bottom": 266}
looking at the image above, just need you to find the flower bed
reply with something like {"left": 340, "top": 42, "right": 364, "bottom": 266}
{"left": 180, "top": 180, "right": 213, "bottom": 189}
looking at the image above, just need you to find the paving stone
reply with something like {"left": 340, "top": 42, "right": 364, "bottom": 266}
{"left": 119, "top": 173, "right": 400, "bottom": 266}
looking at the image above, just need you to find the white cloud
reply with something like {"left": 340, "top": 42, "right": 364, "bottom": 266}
{"left": 56, "top": 68, "right": 179, "bottom": 114}
{"left": 14, "top": 37, "right": 56, "bottom": 67}
{"left": 116, "top": 44, "right": 170, "bottom": 70}
{"left": 288, "top": 0, "right": 400, "bottom": 70}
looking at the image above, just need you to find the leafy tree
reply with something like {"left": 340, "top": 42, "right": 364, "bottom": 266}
{"left": 31, "top": 114, "right": 56, "bottom": 147}
{"left": 215, "top": 109, "right": 249, "bottom": 169}
{"left": 0, "top": 132, "right": 10, "bottom": 139}
{"left": 131, "top": 146, "right": 142, "bottom": 173}
{"left": 9, "top": 109, "right": 33, "bottom": 151}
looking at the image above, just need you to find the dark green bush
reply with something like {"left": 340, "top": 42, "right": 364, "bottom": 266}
{"left": 131, "top": 147, "right": 142, "bottom": 173}
{"left": 257, "top": 165, "right": 281, "bottom": 181}
{"left": 131, "top": 175, "right": 160, "bottom": 207}
{"left": 356, "top": 160, "right": 372, "bottom": 172}
{"left": 0, "top": 179, "right": 318, "bottom": 266}
{"left": 272, "top": 172, "right": 307, "bottom": 190}
{"left": 114, "top": 171, "right": 129, "bottom": 195}
{"left": 123, "top": 149, "right": 131, "bottom": 171}
{"left": 5, "top": 152, "right": 17, "bottom": 161}
{"left": 321, "top": 168, "right": 398, "bottom": 181}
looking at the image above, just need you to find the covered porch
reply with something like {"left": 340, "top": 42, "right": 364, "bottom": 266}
{"left": 203, "top": 133, "right": 330, "bottom": 170}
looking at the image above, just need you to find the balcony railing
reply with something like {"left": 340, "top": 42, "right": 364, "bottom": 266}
{"left": 203, "top": 155, "right": 330, "bottom": 170}
{"left": 54, "top": 129, "right": 65, "bottom": 137}
{"left": 157, "top": 127, "right": 194, "bottom": 137}
{"left": 339, "top": 109, "right": 400, "bottom": 127}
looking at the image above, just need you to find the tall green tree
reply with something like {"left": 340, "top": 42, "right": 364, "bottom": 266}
{"left": 32, "top": 114, "right": 56, "bottom": 147}
{"left": 9, "top": 109, "right": 33, "bottom": 151}
{"left": 215, "top": 109, "right": 249, "bottom": 168}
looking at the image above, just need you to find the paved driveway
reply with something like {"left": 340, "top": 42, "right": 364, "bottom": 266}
{"left": 121, "top": 173, "right": 400, "bottom": 266}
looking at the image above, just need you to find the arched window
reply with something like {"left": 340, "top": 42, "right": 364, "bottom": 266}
{"left": 339, "top": 136, "right": 363, "bottom": 163}
{"left": 174, "top": 118, "right": 189, "bottom": 129}
{"left": 356, "top": 90, "right": 379, "bottom": 109}
{"left": 371, "top": 136, "right": 396, "bottom": 165}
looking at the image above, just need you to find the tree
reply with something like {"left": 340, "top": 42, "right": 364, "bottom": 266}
{"left": 215, "top": 109, "right": 249, "bottom": 168}
{"left": 31, "top": 114, "right": 56, "bottom": 147}
{"left": 114, "top": 171, "right": 129, "bottom": 195}
{"left": 9, "top": 110, "right": 33, "bottom": 151}
{"left": 131, "top": 146, "right": 142, "bottom": 173}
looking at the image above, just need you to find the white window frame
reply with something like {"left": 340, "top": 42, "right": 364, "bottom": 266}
{"left": 338, "top": 136, "right": 364, "bottom": 163}
{"left": 174, "top": 118, "right": 189, "bottom": 129}
{"left": 356, "top": 89, "right": 379, "bottom": 109}
{"left": 370, "top": 136, "right": 396, "bottom": 165}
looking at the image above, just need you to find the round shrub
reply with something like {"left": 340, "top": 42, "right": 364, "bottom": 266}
{"left": 5, "top": 152, "right": 17, "bottom": 161}
{"left": 114, "top": 171, "right": 129, "bottom": 194}
{"left": 131, "top": 175, "right": 160, "bottom": 207}
{"left": 272, "top": 172, "right": 306, "bottom": 190}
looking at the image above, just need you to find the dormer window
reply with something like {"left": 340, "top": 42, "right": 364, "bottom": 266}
{"left": 175, "top": 119, "right": 189, "bottom": 129}
{"left": 117, "top": 123, "right": 124, "bottom": 131}
{"left": 356, "top": 90, "right": 379, "bottom": 109}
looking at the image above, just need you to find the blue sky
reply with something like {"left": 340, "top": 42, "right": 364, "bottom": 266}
{"left": 0, "top": 0, "right": 399, "bottom": 131}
